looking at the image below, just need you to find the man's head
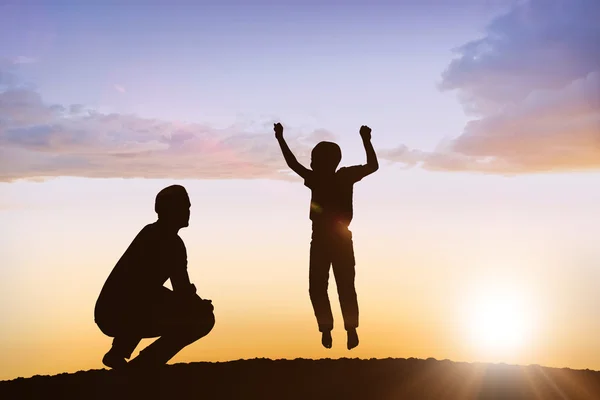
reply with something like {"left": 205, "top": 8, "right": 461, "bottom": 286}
{"left": 155, "top": 185, "right": 191, "bottom": 229}
{"left": 310, "top": 141, "right": 342, "bottom": 173}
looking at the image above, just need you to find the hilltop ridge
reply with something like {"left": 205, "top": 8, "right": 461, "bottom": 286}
{"left": 2, "top": 357, "right": 600, "bottom": 399}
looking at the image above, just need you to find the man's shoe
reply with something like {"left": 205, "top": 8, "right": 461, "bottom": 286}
{"left": 102, "top": 349, "right": 128, "bottom": 370}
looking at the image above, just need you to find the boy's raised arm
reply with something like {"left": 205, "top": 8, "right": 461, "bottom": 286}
{"left": 274, "top": 122, "right": 311, "bottom": 179}
{"left": 360, "top": 125, "right": 379, "bottom": 175}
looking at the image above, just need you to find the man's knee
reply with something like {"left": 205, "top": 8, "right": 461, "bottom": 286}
{"left": 96, "top": 320, "right": 116, "bottom": 338}
{"left": 188, "top": 311, "right": 215, "bottom": 341}
{"left": 95, "top": 312, "right": 121, "bottom": 338}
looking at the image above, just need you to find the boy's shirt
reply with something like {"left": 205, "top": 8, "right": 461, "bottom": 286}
{"left": 303, "top": 165, "right": 371, "bottom": 228}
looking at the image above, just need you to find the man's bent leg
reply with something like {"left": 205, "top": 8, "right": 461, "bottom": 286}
{"left": 309, "top": 239, "right": 334, "bottom": 333}
{"left": 111, "top": 336, "right": 141, "bottom": 359}
{"left": 130, "top": 313, "right": 215, "bottom": 368}
{"left": 102, "top": 337, "right": 139, "bottom": 369}
{"left": 128, "top": 293, "right": 216, "bottom": 368}
{"left": 95, "top": 312, "right": 141, "bottom": 369}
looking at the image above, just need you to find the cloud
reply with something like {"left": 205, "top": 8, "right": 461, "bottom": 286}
{"left": 12, "top": 56, "right": 37, "bottom": 65}
{"left": 299, "top": 128, "right": 337, "bottom": 144}
{"left": 113, "top": 84, "right": 126, "bottom": 94}
{"left": 0, "top": 80, "right": 325, "bottom": 182}
{"left": 382, "top": 0, "right": 600, "bottom": 175}
{"left": 0, "top": 57, "right": 24, "bottom": 88}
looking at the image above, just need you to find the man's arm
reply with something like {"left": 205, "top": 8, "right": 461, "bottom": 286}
{"left": 274, "top": 122, "right": 311, "bottom": 180}
{"left": 172, "top": 267, "right": 214, "bottom": 310}
{"left": 360, "top": 125, "right": 379, "bottom": 175}
{"left": 170, "top": 239, "right": 198, "bottom": 297}
{"left": 171, "top": 269, "right": 196, "bottom": 295}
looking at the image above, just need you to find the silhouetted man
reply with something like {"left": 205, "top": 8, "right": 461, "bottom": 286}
{"left": 94, "top": 185, "right": 215, "bottom": 369}
{"left": 275, "top": 123, "right": 378, "bottom": 350}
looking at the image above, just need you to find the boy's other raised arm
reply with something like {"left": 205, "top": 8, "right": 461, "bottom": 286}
{"left": 274, "top": 122, "right": 311, "bottom": 179}
{"left": 340, "top": 125, "right": 379, "bottom": 183}
{"left": 360, "top": 125, "right": 379, "bottom": 175}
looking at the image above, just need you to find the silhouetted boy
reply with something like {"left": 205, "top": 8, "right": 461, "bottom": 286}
{"left": 94, "top": 185, "right": 215, "bottom": 369}
{"left": 275, "top": 123, "right": 378, "bottom": 349}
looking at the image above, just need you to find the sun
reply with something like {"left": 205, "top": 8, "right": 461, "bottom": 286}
{"left": 466, "top": 288, "right": 533, "bottom": 353}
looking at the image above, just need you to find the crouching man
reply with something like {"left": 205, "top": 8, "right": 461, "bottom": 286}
{"left": 94, "top": 185, "right": 215, "bottom": 369}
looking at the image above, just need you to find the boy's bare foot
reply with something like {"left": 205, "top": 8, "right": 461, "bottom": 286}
{"left": 347, "top": 328, "right": 359, "bottom": 350}
{"left": 102, "top": 348, "right": 128, "bottom": 370}
{"left": 321, "top": 331, "right": 332, "bottom": 349}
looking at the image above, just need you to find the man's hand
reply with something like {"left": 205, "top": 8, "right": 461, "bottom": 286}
{"left": 188, "top": 292, "right": 214, "bottom": 313}
{"left": 194, "top": 296, "right": 214, "bottom": 312}
{"left": 274, "top": 122, "right": 284, "bottom": 139}
{"left": 201, "top": 299, "right": 214, "bottom": 312}
{"left": 359, "top": 125, "right": 372, "bottom": 141}
{"left": 175, "top": 283, "right": 197, "bottom": 301}
{"left": 189, "top": 283, "right": 197, "bottom": 295}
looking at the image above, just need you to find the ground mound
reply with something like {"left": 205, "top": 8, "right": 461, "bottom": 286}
{"left": 2, "top": 357, "right": 600, "bottom": 399}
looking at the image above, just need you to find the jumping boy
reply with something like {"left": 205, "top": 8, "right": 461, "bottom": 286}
{"left": 274, "top": 122, "right": 378, "bottom": 350}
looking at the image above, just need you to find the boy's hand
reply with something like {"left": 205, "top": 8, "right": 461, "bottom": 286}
{"left": 274, "top": 122, "right": 284, "bottom": 139}
{"left": 360, "top": 125, "right": 372, "bottom": 141}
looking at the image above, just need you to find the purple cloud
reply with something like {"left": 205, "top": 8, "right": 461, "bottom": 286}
{"left": 0, "top": 80, "right": 332, "bottom": 182}
{"left": 382, "top": 0, "right": 600, "bottom": 175}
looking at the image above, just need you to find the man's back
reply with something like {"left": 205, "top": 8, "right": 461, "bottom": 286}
{"left": 96, "top": 222, "right": 187, "bottom": 312}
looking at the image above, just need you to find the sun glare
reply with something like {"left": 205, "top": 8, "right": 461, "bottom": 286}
{"left": 466, "top": 287, "right": 534, "bottom": 353}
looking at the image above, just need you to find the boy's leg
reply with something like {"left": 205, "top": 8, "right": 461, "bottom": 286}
{"left": 332, "top": 233, "right": 360, "bottom": 349}
{"left": 309, "top": 238, "right": 334, "bottom": 333}
{"left": 331, "top": 233, "right": 359, "bottom": 332}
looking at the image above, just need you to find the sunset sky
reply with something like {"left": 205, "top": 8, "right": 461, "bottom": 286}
{"left": 1, "top": 0, "right": 599, "bottom": 380}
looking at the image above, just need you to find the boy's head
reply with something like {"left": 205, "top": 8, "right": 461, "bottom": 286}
{"left": 311, "top": 141, "right": 341, "bottom": 173}
{"left": 155, "top": 184, "right": 191, "bottom": 228}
